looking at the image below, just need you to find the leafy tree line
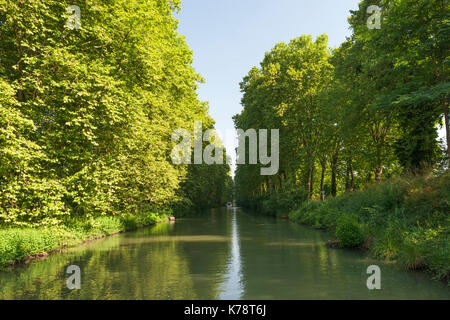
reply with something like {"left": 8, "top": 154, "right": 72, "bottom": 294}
{"left": 234, "top": 0, "right": 448, "bottom": 207}
{"left": 0, "top": 0, "right": 232, "bottom": 228}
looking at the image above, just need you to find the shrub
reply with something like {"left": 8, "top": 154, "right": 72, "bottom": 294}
{"left": 137, "top": 211, "right": 161, "bottom": 227}
{"left": 423, "top": 237, "right": 450, "bottom": 282}
{"left": 93, "top": 216, "right": 123, "bottom": 234}
{"left": 0, "top": 213, "right": 164, "bottom": 270}
{"left": 121, "top": 215, "right": 138, "bottom": 231}
{"left": 0, "top": 229, "right": 60, "bottom": 268}
{"left": 336, "top": 215, "right": 363, "bottom": 248}
{"left": 286, "top": 173, "right": 449, "bottom": 282}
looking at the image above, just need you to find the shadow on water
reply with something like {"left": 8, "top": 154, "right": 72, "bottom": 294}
{"left": 0, "top": 208, "right": 449, "bottom": 300}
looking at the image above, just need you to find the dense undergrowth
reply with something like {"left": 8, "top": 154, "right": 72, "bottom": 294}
{"left": 0, "top": 210, "right": 166, "bottom": 270}
{"left": 287, "top": 173, "right": 450, "bottom": 283}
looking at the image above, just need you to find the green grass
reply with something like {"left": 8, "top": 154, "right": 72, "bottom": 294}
{"left": 288, "top": 173, "right": 450, "bottom": 283}
{"left": 0, "top": 211, "right": 167, "bottom": 270}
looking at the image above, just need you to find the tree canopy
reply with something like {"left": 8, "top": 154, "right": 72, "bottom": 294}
{"left": 0, "top": 0, "right": 232, "bottom": 227}
{"left": 234, "top": 0, "right": 449, "bottom": 206}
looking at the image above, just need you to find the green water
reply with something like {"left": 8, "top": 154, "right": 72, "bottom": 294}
{"left": 0, "top": 208, "right": 449, "bottom": 300}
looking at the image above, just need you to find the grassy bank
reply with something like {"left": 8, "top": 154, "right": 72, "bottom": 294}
{"left": 0, "top": 211, "right": 167, "bottom": 270}
{"left": 288, "top": 173, "right": 449, "bottom": 283}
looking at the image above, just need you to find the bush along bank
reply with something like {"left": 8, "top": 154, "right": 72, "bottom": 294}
{"left": 0, "top": 210, "right": 167, "bottom": 270}
{"left": 288, "top": 173, "right": 450, "bottom": 284}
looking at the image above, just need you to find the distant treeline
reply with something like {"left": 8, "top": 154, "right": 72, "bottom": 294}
{"left": 0, "top": 0, "right": 232, "bottom": 228}
{"left": 234, "top": 0, "right": 448, "bottom": 204}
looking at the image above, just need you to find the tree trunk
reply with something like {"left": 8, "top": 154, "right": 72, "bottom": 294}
{"left": 375, "top": 166, "right": 383, "bottom": 182}
{"left": 331, "top": 153, "right": 338, "bottom": 197}
{"left": 320, "top": 161, "right": 326, "bottom": 192}
{"left": 307, "top": 159, "right": 314, "bottom": 200}
{"left": 349, "top": 159, "right": 354, "bottom": 192}
{"left": 320, "top": 161, "right": 326, "bottom": 201}
{"left": 345, "top": 164, "right": 350, "bottom": 191}
{"left": 375, "top": 149, "right": 383, "bottom": 182}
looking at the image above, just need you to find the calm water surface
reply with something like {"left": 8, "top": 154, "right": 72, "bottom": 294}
{"left": 0, "top": 208, "right": 449, "bottom": 300}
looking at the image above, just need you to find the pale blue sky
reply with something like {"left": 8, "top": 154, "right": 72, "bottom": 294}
{"left": 176, "top": 0, "right": 361, "bottom": 170}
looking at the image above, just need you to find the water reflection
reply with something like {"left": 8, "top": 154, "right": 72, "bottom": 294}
{"left": 0, "top": 208, "right": 449, "bottom": 300}
{"left": 219, "top": 208, "right": 244, "bottom": 299}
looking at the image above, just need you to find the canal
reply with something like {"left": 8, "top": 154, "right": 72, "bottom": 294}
{"left": 0, "top": 208, "right": 448, "bottom": 300}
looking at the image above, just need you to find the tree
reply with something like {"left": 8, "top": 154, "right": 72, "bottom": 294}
{"left": 0, "top": 0, "right": 230, "bottom": 226}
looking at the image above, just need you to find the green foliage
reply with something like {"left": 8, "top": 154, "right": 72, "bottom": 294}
{"left": 0, "top": 1, "right": 231, "bottom": 270}
{"left": 121, "top": 215, "right": 138, "bottom": 232}
{"left": 336, "top": 215, "right": 364, "bottom": 248}
{"left": 94, "top": 216, "right": 124, "bottom": 235}
{"left": 235, "top": 0, "right": 449, "bottom": 206}
{"left": 136, "top": 211, "right": 162, "bottom": 227}
{"left": 289, "top": 173, "right": 450, "bottom": 282}
{"left": 0, "top": 0, "right": 230, "bottom": 229}
{"left": 234, "top": 34, "right": 333, "bottom": 203}
{"left": 0, "top": 211, "right": 169, "bottom": 269}
{"left": 347, "top": 0, "right": 449, "bottom": 172}
{"left": 233, "top": 1, "right": 448, "bottom": 283}
{"left": 0, "top": 79, "right": 68, "bottom": 227}
{"left": 291, "top": 201, "right": 341, "bottom": 229}
{"left": 259, "top": 187, "right": 308, "bottom": 217}
{"left": 0, "top": 229, "right": 59, "bottom": 268}
{"left": 178, "top": 162, "right": 233, "bottom": 214}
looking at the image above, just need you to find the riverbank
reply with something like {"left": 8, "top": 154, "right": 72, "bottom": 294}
{"left": 287, "top": 173, "right": 449, "bottom": 284}
{"left": 2, "top": 207, "right": 448, "bottom": 300}
{"left": 0, "top": 212, "right": 167, "bottom": 270}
